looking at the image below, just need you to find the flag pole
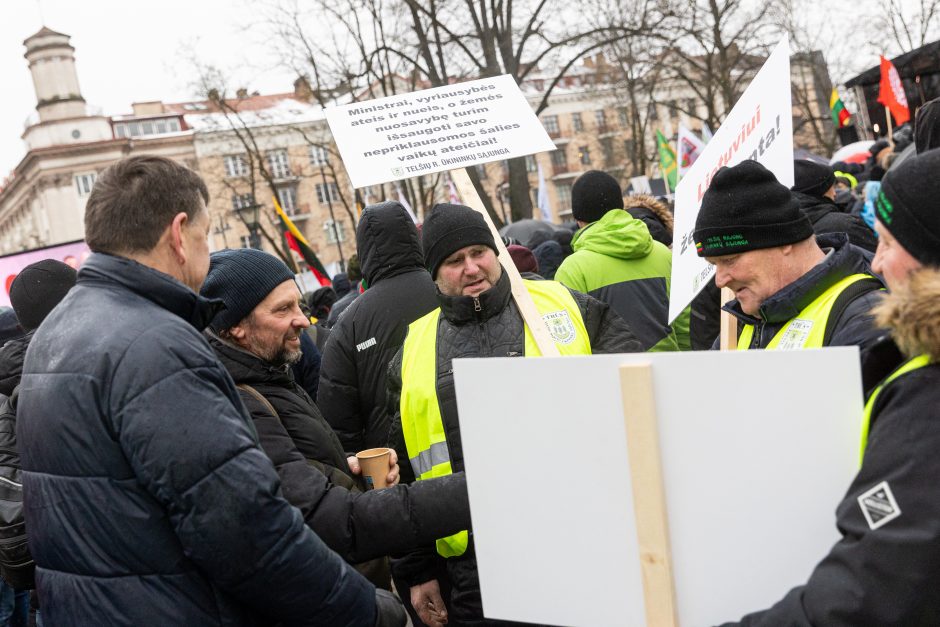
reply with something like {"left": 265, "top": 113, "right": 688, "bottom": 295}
{"left": 884, "top": 106, "right": 895, "bottom": 149}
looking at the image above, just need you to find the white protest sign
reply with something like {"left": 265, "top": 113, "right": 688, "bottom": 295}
{"left": 669, "top": 36, "right": 794, "bottom": 322}
{"left": 453, "top": 348, "right": 863, "bottom": 626}
{"left": 324, "top": 75, "right": 556, "bottom": 188}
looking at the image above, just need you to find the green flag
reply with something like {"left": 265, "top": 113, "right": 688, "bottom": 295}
{"left": 656, "top": 130, "right": 677, "bottom": 191}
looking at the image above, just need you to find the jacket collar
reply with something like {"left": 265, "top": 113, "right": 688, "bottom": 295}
{"left": 205, "top": 331, "right": 293, "bottom": 386}
{"left": 438, "top": 270, "right": 512, "bottom": 324}
{"left": 78, "top": 252, "right": 224, "bottom": 331}
{"left": 723, "top": 233, "right": 871, "bottom": 324}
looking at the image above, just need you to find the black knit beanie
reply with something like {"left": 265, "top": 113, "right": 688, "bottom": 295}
{"left": 571, "top": 170, "right": 624, "bottom": 223}
{"left": 9, "top": 259, "right": 77, "bottom": 331}
{"left": 694, "top": 160, "right": 814, "bottom": 257}
{"left": 200, "top": 248, "right": 296, "bottom": 331}
{"left": 792, "top": 160, "right": 836, "bottom": 197}
{"left": 422, "top": 203, "right": 497, "bottom": 278}
{"left": 876, "top": 147, "right": 940, "bottom": 267}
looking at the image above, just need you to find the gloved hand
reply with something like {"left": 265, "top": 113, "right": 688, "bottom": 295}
{"left": 374, "top": 588, "right": 407, "bottom": 627}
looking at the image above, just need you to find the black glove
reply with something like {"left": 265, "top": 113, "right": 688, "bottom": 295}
{"left": 374, "top": 588, "right": 406, "bottom": 627}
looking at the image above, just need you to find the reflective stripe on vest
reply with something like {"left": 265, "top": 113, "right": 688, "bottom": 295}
{"left": 737, "top": 274, "right": 875, "bottom": 350}
{"left": 859, "top": 354, "right": 931, "bottom": 464}
{"left": 399, "top": 280, "right": 591, "bottom": 558}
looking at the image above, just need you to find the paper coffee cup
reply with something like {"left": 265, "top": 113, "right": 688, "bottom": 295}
{"left": 355, "top": 447, "right": 391, "bottom": 490}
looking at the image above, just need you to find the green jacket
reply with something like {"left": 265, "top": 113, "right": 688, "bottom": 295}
{"left": 556, "top": 208, "right": 680, "bottom": 351}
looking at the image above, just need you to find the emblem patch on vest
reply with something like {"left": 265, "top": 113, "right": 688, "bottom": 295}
{"left": 777, "top": 318, "right": 814, "bottom": 350}
{"left": 542, "top": 310, "right": 576, "bottom": 345}
{"left": 858, "top": 481, "right": 901, "bottom": 530}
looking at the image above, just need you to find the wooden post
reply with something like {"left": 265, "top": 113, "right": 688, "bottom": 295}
{"left": 885, "top": 106, "right": 894, "bottom": 148}
{"left": 619, "top": 363, "right": 679, "bottom": 627}
{"left": 449, "top": 168, "right": 560, "bottom": 356}
{"left": 719, "top": 286, "right": 738, "bottom": 351}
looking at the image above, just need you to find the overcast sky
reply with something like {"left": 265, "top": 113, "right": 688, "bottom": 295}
{"left": 1, "top": 0, "right": 297, "bottom": 178}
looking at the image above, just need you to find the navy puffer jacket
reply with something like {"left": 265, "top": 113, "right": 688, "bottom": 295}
{"left": 17, "top": 253, "right": 376, "bottom": 626}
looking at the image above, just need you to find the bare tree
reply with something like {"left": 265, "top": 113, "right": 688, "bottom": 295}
{"left": 873, "top": 0, "right": 940, "bottom": 54}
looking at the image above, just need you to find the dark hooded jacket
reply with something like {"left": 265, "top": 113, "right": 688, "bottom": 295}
{"left": 722, "top": 267, "right": 940, "bottom": 626}
{"left": 318, "top": 202, "right": 439, "bottom": 454}
{"left": 17, "top": 253, "right": 375, "bottom": 626}
{"left": 725, "top": 234, "right": 883, "bottom": 350}
{"left": 209, "top": 335, "right": 471, "bottom": 565}
{"left": 386, "top": 270, "right": 640, "bottom": 624}
{"left": 0, "top": 333, "right": 33, "bottom": 589}
{"left": 625, "top": 194, "right": 674, "bottom": 247}
{"left": 793, "top": 190, "right": 877, "bottom": 253}
{"left": 915, "top": 97, "right": 940, "bottom": 154}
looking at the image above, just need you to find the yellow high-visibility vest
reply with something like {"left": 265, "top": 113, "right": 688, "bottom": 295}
{"left": 737, "top": 274, "right": 876, "bottom": 350}
{"left": 859, "top": 354, "right": 931, "bottom": 464}
{"left": 399, "top": 280, "right": 591, "bottom": 557}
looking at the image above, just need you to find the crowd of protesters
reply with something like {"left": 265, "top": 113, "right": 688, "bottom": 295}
{"left": 0, "top": 97, "right": 936, "bottom": 626}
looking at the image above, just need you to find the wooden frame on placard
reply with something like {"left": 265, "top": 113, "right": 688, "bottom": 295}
{"left": 619, "top": 362, "right": 679, "bottom": 627}
{"left": 449, "top": 168, "right": 560, "bottom": 357}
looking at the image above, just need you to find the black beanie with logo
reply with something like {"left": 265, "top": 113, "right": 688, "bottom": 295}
{"left": 694, "top": 160, "right": 814, "bottom": 257}
{"left": 422, "top": 203, "right": 498, "bottom": 279}
{"left": 876, "top": 147, "right": 940, "bottom": 267}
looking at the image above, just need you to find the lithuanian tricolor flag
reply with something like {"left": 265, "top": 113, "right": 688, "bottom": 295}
{"left": 830, "top": 88, "right": 851, "bottom": 128}
{"left": 272, "top": 196, "right": 332, "bottom": 286}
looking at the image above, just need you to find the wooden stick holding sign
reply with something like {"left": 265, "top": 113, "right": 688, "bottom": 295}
{"left": 719, "top": 286, "right": 738, "bottom": 351}
{"left": 449, "top": 168, "right": 559, "bottom": 357}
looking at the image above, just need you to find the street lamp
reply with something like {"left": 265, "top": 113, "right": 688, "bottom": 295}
{"left": 236, "top": 202, "right": 262, "bottom": 249}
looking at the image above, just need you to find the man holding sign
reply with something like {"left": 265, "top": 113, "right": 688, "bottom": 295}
{"left": 694, "top": 160, "right": 883, "bottom": 351}
{"left": 386, "top": 203, "right": 638, "bottom": 626}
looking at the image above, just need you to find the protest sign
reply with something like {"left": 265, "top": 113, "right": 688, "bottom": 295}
{"left": 677, "top": 124, "right": 706, "bottom": 179}
{"left": 453, "top": 347, "right": 863, "bottom": 626}
{"left": 325, "top": 75, "right": 555, "bottom": 189}
{"left": 669, "top": 36, "right": 794, "bottom": 323}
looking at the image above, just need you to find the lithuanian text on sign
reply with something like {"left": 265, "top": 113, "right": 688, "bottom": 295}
{"left": 325, "top": 75, "right": 556, "bottom": 188}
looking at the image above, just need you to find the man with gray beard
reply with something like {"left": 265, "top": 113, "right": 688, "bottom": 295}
{"left": 201, "top": 249, "right": 471, "bottom": 595}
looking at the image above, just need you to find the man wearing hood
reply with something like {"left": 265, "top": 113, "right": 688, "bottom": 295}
{"left": 555, "top": 170, "right": 680, "bottom": 351}
{"left": 318, "top": 201, "right": 439, "bottom": 454}
{"left": 790, "top": 159, "right": 877, "bottom": 252}
{"left": 721, "top": 149, "right": 940, "bottom": 627}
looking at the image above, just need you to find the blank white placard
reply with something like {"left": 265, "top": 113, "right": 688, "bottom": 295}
{"left": 453, "top": 348, "right": 863, "bottom": 626}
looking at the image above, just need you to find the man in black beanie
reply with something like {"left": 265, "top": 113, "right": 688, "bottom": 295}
{"left": 791, "top": 159, "right": 877, "bottom": 252}
{"left": 719, "top": 148, "right": 940, "bottom": 627}
{"left": 387, "top": 202, "right": 639, "bottom": 627}
{"left": 9, "top": 259, "right": 77, "bottom": 332}
{"left": 694, "top": 159, "right": 883, "bottom": 350}
{"left": 554, "top": 170, "right": 684, "bottom": 351}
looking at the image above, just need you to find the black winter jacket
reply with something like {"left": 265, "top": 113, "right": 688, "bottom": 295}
{"left": 319, "top": 203, "right": 439, "bottom": 453}
{"left": 0, "top": 333, "right": 33, "bottom": 589}
{"left": 17, "top": 253, "right": 376, "bottom": 626}
{"left": 724, "top": 234, "right": 884, "bottom": 350}
{"left": 386, "top": 271, "right": 640, "bottom": 624}
{"left": 722, "top": 268, "right": 940, "bottom": 626}
{"left": 793, "top": 190, "right": 878, "bottom": 252}
{"left": 211, "top": 335, "right": 471, "bottom": 564}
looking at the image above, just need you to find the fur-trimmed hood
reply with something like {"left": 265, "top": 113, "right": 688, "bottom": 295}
{"left": 874, "top": 268, "right": 940, "bottom": 361}
{"left": 625, "top": 194, "right": 674, "bottom": 233}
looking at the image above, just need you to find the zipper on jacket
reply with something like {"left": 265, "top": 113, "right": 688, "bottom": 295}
{"left": 473, "top": 297, "right": 482, "bottom": 313}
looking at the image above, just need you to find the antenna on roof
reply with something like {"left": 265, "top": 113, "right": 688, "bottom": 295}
{"left": 36, "top": 0, "right": 46, "bottom": 25}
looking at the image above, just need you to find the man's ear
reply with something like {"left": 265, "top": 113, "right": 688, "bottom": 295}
{"left": 166, "top": 212, "right": 190, "bottom": 266}
{"left": 228, "top": 321, "right": 248, "bottom": 341}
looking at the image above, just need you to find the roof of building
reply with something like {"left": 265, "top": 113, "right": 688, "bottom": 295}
{"left": 846, "top": 39, "right": 940, "bottom": 87}
{"left": 23, "top": 26, "right": 69, "bottom": 44}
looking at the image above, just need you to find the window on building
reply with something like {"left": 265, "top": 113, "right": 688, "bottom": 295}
{"left": 309, "top": 145, "right": 329, "bottom": 166}
{"left": 647, "top": 102, "right": 658, "bottom": 121}
{"left": 224, "top": 154, "right": 249, "bottom": 178}
{"left": 572, "top": 113, "right": 583, "bottom": 132}
{"left": 315, "top": 182, "right": 340, "bottom": 204}
{"left": 167, "top": 118, "right": 181, "bottom": 132}
{"left": 525, "top": 155, "right": 538, "bottom": 172}
{"left": 550, "top": 149, "right": 567, "bottom": 168}
{"left": 594, "top": 109, "right": 607, "bottom": 130}
{"left": 231, "top": 193, "right": 255, "bottom": 212}
{"left": 114, "top": 123, "right": 128, "bottom": 138}
{"left": 579, "top": 146, "right": 591, "bottom": 166}
{"left": 324, "top": 219, "right": 347, "bottom": 243}
{"left": 542, "top": 115, "right": 560, "bottom": 135}
{"left": 75, "top": 173, "right": 96, "bottom": 197}
{"left": 556, "top": 183, "right": 572, "bottom": 213}
{"left": 623, "top": 139, "right": 636, "bottom": 158}
{"left": 129, "top": 122, "right": 142, "bottom": 136}
{"left": 266, "top": 149, "right": 292, "bottom": 178}
{"left": 601, "top": 138, "right": 615, "bottom": 165}
{"left": 618, "top": 107, "right": 629, "bottom": 127}
{"left": 277, "top": 185, "right": 299, "bottom": 216}
{"left": 141, "top": 121, "right": 154, "bottom": 135}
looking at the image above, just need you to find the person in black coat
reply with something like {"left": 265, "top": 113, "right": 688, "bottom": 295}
{"left": 201, "top": 248, "right": 471, "bottom": 589}
{"left": 318, "top": 201, "right": 439, "bottom": 454}
{"left": 791, "top": 159, "right": 877, "bottom": 252}
{"left": 17, "top": 156, "right": 393, "bottom": 626}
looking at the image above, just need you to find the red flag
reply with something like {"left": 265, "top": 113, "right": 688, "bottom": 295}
{"left": 877, "top": 55, "right": 910, "bottom": 126}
